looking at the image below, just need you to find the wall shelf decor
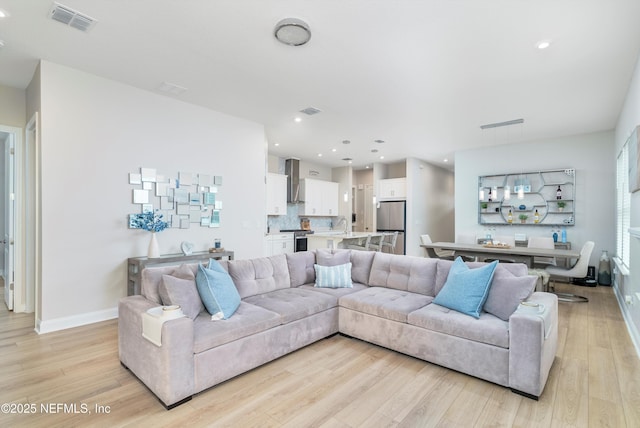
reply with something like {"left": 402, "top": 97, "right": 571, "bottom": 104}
{"left": 128, "top": 167, "right": 224, "bottom": 229}
{"left": 478, "top": 168, "right": 575, "bottom": 226}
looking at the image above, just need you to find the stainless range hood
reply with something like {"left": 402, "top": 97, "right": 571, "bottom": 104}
{"left": 285, "top": 158, "right": 301, "bottom": 203}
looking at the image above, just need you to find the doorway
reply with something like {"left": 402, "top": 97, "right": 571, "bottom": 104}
{"left": 1, "top": 114, "right": 38, "bottom": 323}
{"left": 0, "top": 125, "right": 18, "bottom": 311}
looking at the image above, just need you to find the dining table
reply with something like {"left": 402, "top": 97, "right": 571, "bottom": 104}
{"left": 420, "top": 241, "right": 580, "bottom": 267}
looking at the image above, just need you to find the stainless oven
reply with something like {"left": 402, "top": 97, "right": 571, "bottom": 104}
{"left": 281, "top": 230, "right": 314, "bottom": 252}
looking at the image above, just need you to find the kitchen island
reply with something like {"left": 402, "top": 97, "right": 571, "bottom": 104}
{"left": 307, "top": 231, "right": 385, "bottom": 250}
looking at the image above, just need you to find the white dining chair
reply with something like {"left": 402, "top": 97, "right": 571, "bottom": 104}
{"left": 380, "top": 231, "right": 399, "bottom": 253}
{"left": 545, "top": 241, "right": 595, "bottom": 303}
{"left": 346, "top": 235, "right": 372, "bottom": 251}
{"left": 528, "top": 236, "right": 556, "bottom": 268}
{"left": 420, "top": 234, "right": 454, "bottom": 259}
{"left": 455, "top": 233, "right": 477, "bottom": 261}
{"left": 367, "top": 234, "right": 384, "bottom": 252}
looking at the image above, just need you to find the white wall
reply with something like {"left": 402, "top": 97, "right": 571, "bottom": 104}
{"left": 33, "top": 61, "right": 266, "bottom": 331}
{"left": 614, "top": 52, "right": 640, "bottom": 350}
{"left": 406, "top": 158, "right": 455, "bottom": 256}
{"left": 455, "top": 131, "right": 616, "bottom": 268}
{"left": 0, "top": 84, "right": 26, "bottom": 128}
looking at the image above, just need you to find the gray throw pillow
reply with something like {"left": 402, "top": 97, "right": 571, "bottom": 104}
{"left": 158, "top": 274, "right": 204, "bottom": 320}
{"left": 316, "top": 248, "right": 351, "bottom": 266}
{"left": 483, "top": 269, "right": 536, "bottom": 321}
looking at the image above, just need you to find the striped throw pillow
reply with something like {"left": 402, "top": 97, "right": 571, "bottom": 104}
{"left": 314, "top": 263, "right": 353, "bottom": 288}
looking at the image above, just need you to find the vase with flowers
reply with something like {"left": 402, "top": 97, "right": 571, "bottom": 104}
{"left": 131, "top": 211, "right": 168, "bottom": 258}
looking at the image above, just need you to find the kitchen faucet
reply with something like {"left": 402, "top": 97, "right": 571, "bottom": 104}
{"left": 333, "top": 216, "right": 348, "bottom": 233}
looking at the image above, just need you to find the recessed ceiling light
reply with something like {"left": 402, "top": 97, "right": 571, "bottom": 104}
{"left": 294, "top": 117, "right": 302, "bottom": 123}
{"left": 379, "top": 156, "right": 385, "bottom": 160}
{"left": 443, "top": 158, "right": 448, "bottom": 163}
{"left": 274, "top": 143, "right": 279, "bottom": 147}
{"left": 317, "top": 153, "right": 322, "bottom": 157}
{"left": 0, "top": 9, "right": 9, "bottom": 18}
{"left": 365, "top": 165, "right": 370, "bottom": 169}
{"left": 536, "top": 40, "right": 551, "bottom": 50}
{"left": 331, "top": 148, "right": 337, "bottom": 152}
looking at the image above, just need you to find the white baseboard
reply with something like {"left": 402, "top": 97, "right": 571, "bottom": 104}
{"left": 36, "top": 306, "right": 118, "bottom": 334}
{"left": 613, "top": 286, "right": 640, "bottom": 359}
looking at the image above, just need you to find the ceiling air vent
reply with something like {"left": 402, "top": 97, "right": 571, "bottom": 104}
{"left": 49, "top": 2, "right": 97, "bottom": 32}
{"left": 299, "top": 107, "right": 321, "bottom": 116}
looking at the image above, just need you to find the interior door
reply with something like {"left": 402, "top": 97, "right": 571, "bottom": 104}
{"left": 3, "top": 132, "right": 15, "bottom": 310}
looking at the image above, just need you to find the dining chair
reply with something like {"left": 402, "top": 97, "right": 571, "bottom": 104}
{"left": 420, "top": 234, "right": 455, "bottom": 259}
{"left": 545, "top": 240, "right": 595, "bottom": 303}
{"left": 455, "top": 233, "right": 478, "bottom": 261}
{"left": 380, "top": 231, "right": 399, "bottom": 253}
{"left": 528, "top": 236, "right": 556, "bottom": 268}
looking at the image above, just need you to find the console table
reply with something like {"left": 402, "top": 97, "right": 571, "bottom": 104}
{"left": 127, "top": 250, "right": 234, "bottom": 295}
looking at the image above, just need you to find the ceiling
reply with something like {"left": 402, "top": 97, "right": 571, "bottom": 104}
{"left": 1, "top": 1, "right": 639, "bottom": 170}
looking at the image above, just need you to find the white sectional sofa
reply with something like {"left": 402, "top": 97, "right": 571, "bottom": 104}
{"left": 118, "top": 249, "right": 558, "bottom": 408}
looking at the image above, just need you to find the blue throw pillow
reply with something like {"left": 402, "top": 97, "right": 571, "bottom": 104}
{"left": 433, "top": 257, "right": 498, "bottom": 319}
{"left": 314, "top": 263, "right": 353, "bottom": 288}
{"left": 196, "top": 263, "right": 240, "bottom": 320}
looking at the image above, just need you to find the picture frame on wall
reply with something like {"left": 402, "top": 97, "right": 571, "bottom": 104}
{"left": 630, "top": 126, "right": 640, "bottom": 193}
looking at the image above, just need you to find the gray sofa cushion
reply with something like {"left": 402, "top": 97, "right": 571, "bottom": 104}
{"left": 227, "top": 254, "right": 291, "bottom": 299}
{"left": 484, "top": 271, "right": 537, "bottom": 321}
{"left": 408, "top": 303, "right": 509, "bottom": 348}
{"left": 350, "top": 250, "right": 376, "bottom": 284}
{"left": 339, "top": 287, "right": 433, "bottom": 323}
{"left": 368, "top": 252, "right": 438, "bottom": 296}
{"left": 141, "top": 263, "right": 199, "bottom": 304}
{"left": 158, "top": 274, "right": 204, "bottom": 320}
{"left": 244, "top": 288, "right": 337, "bottom": 324}
{"left": 299, "top": 283, "right": 368, "bottom": 298}
{"left": 434, "top": 259, "right": 529, "bottom": 295}
{"left": 286, "top": 251, "right": 316, "bottom": 287}
{"left": 316, "top": 248, "right": 351, "bottom": 266}
{"left": 193, "top": 301, "right": 280, "bottom": 353}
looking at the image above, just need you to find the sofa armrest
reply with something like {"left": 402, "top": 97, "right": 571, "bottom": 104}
{"left": 118, "top": 296, "right": 194, "bottom": 407}
{"left": 508, "top": 292, "right": 558, "bottom": 398}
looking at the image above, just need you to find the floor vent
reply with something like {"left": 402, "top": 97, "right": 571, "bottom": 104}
{"left": 49, "top": 2, "right": 97, "bottom": 32}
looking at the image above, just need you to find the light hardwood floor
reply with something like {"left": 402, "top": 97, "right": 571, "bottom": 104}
{"left": 0, "top": 282, "right": 638, "bottom": 427}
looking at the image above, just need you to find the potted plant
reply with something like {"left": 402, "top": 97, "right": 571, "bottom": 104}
{"left": 481, "top": 202, "right": 488, "bottom": 212}
{"left": 557, "top": 201, "right": 566, "bottom": 212}
{"left": 518, "top": 214, "right": 528, "bottom": 224}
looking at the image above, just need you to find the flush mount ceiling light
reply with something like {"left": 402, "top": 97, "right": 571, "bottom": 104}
{"left": 274, "top": 18, "right": 311, "bottom": 46}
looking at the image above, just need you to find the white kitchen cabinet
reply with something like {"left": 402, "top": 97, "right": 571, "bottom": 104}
{"left": 298, "top": 178, "right": 339, "bottom": 216}
{"left": 266, "top": 173, "right": 288, "bottom": 215}
{"left": 264, "top": 233, "right": 294, "bottom": 256}
{"left": 379, "top": 178, "right": 406, "bottom": 200}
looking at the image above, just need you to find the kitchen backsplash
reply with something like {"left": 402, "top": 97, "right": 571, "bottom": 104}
{"left": 268, "top": 203, "right": 332, "bottom": 231}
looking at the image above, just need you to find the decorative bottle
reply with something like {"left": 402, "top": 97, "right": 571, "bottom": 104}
{"left": 556, "top": 185, "right": 562, "bottom": 200}
{"left": 534, "top": 209, "right": 540, "bottom": 223}
{"left": 552, "top": 230, "right": 558, "bottom": 242}
{"left": 507, "top": 209, "right": 513, "bottom": 224}
{"left": 561, "top": 228, "right": 567, "bottom": 243}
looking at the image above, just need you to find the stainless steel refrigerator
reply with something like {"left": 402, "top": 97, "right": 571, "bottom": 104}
{"left": 376, "top": 201, "right": 406, "bottom": 254}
